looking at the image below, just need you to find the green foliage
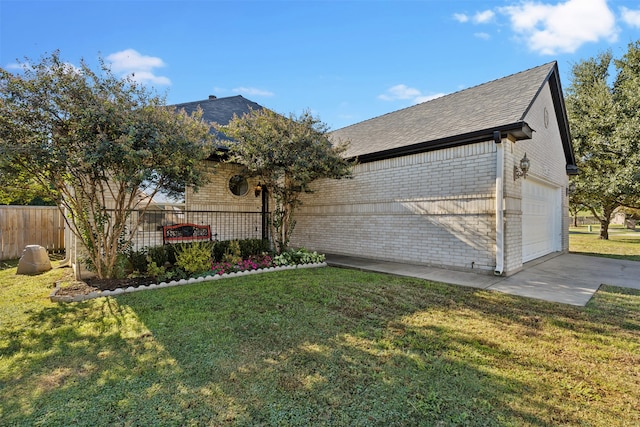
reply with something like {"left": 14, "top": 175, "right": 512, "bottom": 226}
{"left": 238, "top": 238, "right": 271, "bottom": 258}
{"left": 145, "top": 256, "right": 175, "bottom": 282}
{"left": 174, "top": 241, "right": 213, "bottom": 275}
{"left": 218, "top": 109, "right": 353, "bottom": 253}
{"left": 146, "top": 245, "right": 168, "bottom": 267}
{"left": 0, "top": 169, "right": 57, "bottom": 205}
{"left": 566, "top": 41, "right": 640, "bottom": 239}
{"left": 273, "top": 248, "right": 325, "bottom": 266}
{"left": 127, "top": 249, "right": 149, "bottom": 273}
{"left": 211, "top": 240, "right": 230, "bottom": 262}
{"left": 212, "top": 238, "right": 271, "bottom": 261}
{"left": 0, "top": 51, "right": 215, "bottom": 277}
{"left": 222, "top": 240, "right": 242, "bottom": 265}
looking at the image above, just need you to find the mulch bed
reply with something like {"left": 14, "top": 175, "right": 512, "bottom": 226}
{"left": 84, "top": 277, "right": 156, "bottom": 291}
{"left": 54, "top": 275, "right": 158, "bottom": 298}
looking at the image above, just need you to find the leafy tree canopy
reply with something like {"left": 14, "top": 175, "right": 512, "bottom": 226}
{"left": 0, "top": 52, "right": 215, "bottom": 278}
{"left": 219, "top": 109, "right": 352, "bottom": 253}
{"left": 566, "top": 40, "right": 640, "bottom": 239}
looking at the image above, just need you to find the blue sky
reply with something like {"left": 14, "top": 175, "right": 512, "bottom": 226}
{"left": 1, "top": 0, "right": 639, "bottom": 130}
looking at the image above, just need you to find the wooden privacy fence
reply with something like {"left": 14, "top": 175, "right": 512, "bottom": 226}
{"left": 0, "top": 206, "right": 65, "bottom": 261}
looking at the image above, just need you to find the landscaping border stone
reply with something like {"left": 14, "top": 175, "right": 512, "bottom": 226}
{"left": 50, "top": 262, "right": 327, "bottom": 303}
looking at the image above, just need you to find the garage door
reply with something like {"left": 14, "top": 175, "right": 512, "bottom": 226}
{"left": 522, "top": 180, "right": 561, "bottom": 263}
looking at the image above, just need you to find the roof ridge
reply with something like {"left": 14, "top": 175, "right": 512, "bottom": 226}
{"left": 172, "top": 94, "right": 246, "bottom": 107}
{"left": 334, "top": 61, "right": 558, "bottom": 133}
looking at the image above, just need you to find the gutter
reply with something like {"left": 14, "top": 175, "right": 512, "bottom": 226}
{"left": 494, "top": 131, "right": 504, "bottom": 276}
{"left": 352, "top": 122, "right": 533, "bottom": 164}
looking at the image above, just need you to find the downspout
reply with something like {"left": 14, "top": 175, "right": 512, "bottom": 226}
{"left": 494, "top": 131, "right": 504, "bottom": 276}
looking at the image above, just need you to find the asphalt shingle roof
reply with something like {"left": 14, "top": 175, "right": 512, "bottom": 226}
{"left": 332, "top": 62, "right": 558, "bottom": 159}
{"left": 172, "top": 95, "right": 264, "bottom": 142}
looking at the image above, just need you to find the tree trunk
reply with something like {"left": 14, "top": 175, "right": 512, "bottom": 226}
{"left": 599, "top": 218, "right": 610, "bottom": 240}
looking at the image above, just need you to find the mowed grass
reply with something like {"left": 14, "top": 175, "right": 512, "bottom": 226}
{"left": 2, "top": 259, "right": 640, "bottom": 426}
{"left": 570, "top": 224, "right": 640, "bottom": 261}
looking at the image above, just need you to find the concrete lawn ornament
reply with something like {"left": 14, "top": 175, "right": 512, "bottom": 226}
{"left": 16, "top": 245, "right": 52, "bottom": 275}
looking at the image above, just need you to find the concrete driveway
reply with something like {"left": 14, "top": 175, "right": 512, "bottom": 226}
{"left": 326, "top": 253, "right": 640, "bottom": 306}
{"left": 487, "top": 253, "right": 640, "bottom": 305}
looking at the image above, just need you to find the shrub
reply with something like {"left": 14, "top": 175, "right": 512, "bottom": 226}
{"left": 212, "top": 240, "right": 230, "bottom": 262}
{"left": 273, "top": 248, "right": 325, "bottom": 266}
{"left": 239, "top": 238, "right": 271, "bottom": 258}
{"left": 146, "top": 256, "right": 175, "bottom": 282}
{"left": 223, "top": 240, "right": 242, "bottom": 265}
{"left": 174, "top": 241, "right": 214, "bottom": 275}
{"left": 213, "top": 238, "right": 271, "bottom": 261}
{"left": 127, "top": 249, "right": 148, "bottom": 273}
{"left": 146, "top": 245, "right": 168, "bottom": 267}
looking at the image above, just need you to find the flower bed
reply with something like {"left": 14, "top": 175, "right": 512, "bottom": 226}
{"left": 50, "top": 261, "right": 327, "bottom": 303}
{"left": 211, "top": 254, "right": 273, "bottom": 276}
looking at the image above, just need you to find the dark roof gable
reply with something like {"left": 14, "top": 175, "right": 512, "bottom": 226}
{"left": 172, "top": 95, "right": 264, "bottom": 142}
{"left": 332, "top": 62, "right": 576, "bottom": 172}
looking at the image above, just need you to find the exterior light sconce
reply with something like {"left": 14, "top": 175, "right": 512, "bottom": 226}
{"left": 514, "top": 153, "right": 530, "bottom": 181}
{"left": 254, "top": 183, "right": 263, "bottom": 197}
{"left": 567, "top": 181, "right": 576, "bottom": 196}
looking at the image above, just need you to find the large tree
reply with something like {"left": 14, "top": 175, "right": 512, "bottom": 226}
{"left": 565, "top": 41, "right": 640, "bottom": 239}
{"left": 0, "top": 169, "right": 56, "bottom": 205}
{"left": 0, "top": 52, "right": 214, "bottom": 278}
{"left": 219, "top": 109, "right": 352, "bottom": 253}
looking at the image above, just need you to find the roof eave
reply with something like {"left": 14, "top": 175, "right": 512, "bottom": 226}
{"left": 353, "top": 122, "right": 533, "bottom": 163}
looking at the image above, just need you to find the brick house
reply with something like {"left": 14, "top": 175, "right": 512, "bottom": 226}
{"left": 65, "top": 62, "right": 575, "bottom": 279}
{"left": 289, "top": 61, "right": 577, "bottom": 275}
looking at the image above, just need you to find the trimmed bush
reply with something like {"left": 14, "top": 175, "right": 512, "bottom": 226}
{"left": 174, "top": 241, "right": 214, "bottom": 275}
{"left": 213, "top": 238, "right": 271, "bottom": 261}
{"left": 273, "top": 248, "right": 325, "bottom": 266}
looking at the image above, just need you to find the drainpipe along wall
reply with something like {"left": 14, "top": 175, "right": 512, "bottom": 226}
{"left": 494, "top": 131, "right": 504, "bottom": 275}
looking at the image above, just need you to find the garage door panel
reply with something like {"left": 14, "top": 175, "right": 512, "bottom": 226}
{"left": 522, "top": 180, "right": 560, "bottom": 263}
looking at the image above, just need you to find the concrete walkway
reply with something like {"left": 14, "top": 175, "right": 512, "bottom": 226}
{"left": 325, "top": 253, "right": 640, "bottom": 306}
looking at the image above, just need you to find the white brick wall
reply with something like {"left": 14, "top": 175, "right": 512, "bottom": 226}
{"left": 290, "top": 81, "right": 570, "bottom": 274}
{"left": 185, "top": 162, "right": 265, "bottom": 240}
{"left": 291, "top": 141, "right": 499, "bottom": 272}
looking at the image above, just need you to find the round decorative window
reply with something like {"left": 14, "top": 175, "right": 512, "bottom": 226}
{"left": 229, "top": 175, "right": 249, "bottom": 196}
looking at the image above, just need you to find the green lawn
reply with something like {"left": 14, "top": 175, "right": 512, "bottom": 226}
{"left": 570, "top": 224, "right": 640, "bottom": 261}
{"left": 1, "top": 258, "right": 639, "bottom": 426}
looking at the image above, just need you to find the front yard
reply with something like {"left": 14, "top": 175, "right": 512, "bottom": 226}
{"left": 1, "top": 255, "right": 639, "bottom": 426}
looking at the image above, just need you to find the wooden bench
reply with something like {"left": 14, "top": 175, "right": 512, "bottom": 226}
{"left": 162, "top": 223, "right": 214, "bottom": 245}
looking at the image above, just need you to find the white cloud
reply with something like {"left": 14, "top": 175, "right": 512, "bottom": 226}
{"left": 232, "top": 87, "right": 275, "bottom": 97}
{"left": 105, "top": 49, "right": 170, "bottom": 86}
{"left": 621, "top": 7, "right": 640, "bottom": 27}
{"left": 453, "top": 13, "right": 469, "bottom": 23}
{"left": 454, "top": 10, "right": 494, "bottom": 24}
{"left": 378, "top": 84, "right": 421, "bottom": 101}
{"left": 474, "top": 32, "right": 491, "bottom": 40}
{"left": 414, "top": 93, "right": 446, "bottom": 104}
{"left": 500, "top": 0, "right": 618, "bottom": 55}
{"left": 379, "top": 84, "right": 445, "bottom": 104}
{"left": 5, "top": 62, "right": 27, "bottom": 70}
{"left": 474, "top": 10, "right": 495, "bottom": 24}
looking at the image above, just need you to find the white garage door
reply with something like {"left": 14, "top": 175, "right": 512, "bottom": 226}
{"left": 522, "top": 180, "right": 561, "bottom": 263}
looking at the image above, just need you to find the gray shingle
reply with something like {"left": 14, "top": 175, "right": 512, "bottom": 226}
{"left": 172, "top": 95, "right": 264, "bottom": 142}
{"left": 332, "top": 62, "right": 557, "bottom": 159}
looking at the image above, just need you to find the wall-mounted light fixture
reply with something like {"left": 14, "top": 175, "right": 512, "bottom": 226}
{"left": 514, "top": 153, "right": 530, "bottom": 181}
{"left": 567, "top": 181, "right": 576, "bottom": 196}
{"left": 254, "top": 182, "right": 263, "bottom": 197}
